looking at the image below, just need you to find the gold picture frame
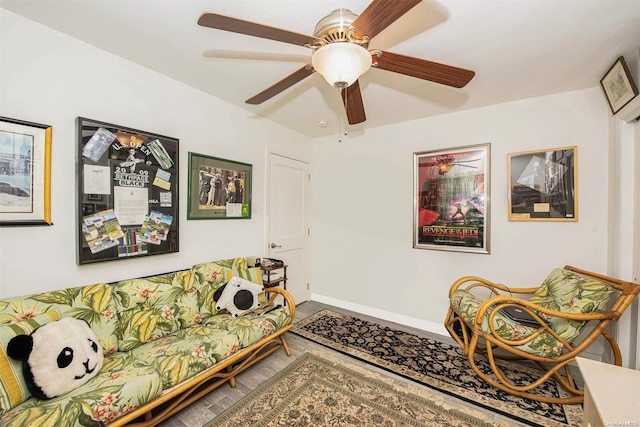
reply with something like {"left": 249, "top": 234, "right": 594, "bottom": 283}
{"left": 600, "top": 56, "right": 639, "bottom": 114}
{"left": 0, "top": 116, "right": 52, "bottom": 226}
{"left": 508, "top": 146, "right": 577, "bottom": 222}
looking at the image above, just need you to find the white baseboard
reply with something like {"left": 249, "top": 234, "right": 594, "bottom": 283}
{"left": 310, "top": 293, "right": 449, "bottom": 337}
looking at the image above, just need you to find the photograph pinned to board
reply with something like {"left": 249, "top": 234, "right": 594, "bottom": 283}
{"left": 77, "top": 117, "right": 179, "bottom": 264}
{"left": 507, "top": 146, "right": 577, "bottom": 222}
{"left": 187, "top": 152, "right": 252, "bottom": 220}
{"left": 413, "top": 143, "right": 490, "bottom": 254}
{"left": 0, "top": 116, "right": 52, "bottom": 226}
{"left": 600, "top": 56, "right": 639, "bottom": 114}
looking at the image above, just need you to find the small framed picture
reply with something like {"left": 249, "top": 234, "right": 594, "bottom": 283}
{"left": 187, "top": 152, "right": 252, "bottom": 220}
{"left": 600, "top": 56, "right": 639, "bottom": 114}
{"left": 508, "top": 146, "right": 577, "bottom": 222}
{"left": 0, "top": 117, "right": 52, "bottom": 226}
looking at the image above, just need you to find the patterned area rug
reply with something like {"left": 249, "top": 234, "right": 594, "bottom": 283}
{"left": 205, "top": 352, "right": 508, "bottom": 427}
{"left": 291, "top": 309, "right": 582, "bottom": 427}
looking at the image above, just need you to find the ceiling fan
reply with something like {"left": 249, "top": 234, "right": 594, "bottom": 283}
{"left": 198, "top": 0, "right": 475, "bottom": 125}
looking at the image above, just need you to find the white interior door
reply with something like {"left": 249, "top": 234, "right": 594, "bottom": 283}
{"left": 268, "top": 154, "right": 310, "bottom": 305}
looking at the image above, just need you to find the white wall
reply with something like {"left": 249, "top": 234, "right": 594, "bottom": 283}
{"left": 310, "top": 88, "right": 610, "bottom": 335}
{"left": 0, "top": 10, "right": 312, "bottom": 297}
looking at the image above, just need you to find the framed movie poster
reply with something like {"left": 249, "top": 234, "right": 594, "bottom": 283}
{"left": 413, "top": 144, "right": 490, "bottom": 254}
{"left": 187, "top": 152, "right": 251, "bottom": 220}
{"left": 508, "top": 146, "right": 577, "bottom": 222}
{"left": 0, "top": 117, "right": 52, "bottom": 226}
{"left": 76, "top": 117, "right": 179, "bottom": 265}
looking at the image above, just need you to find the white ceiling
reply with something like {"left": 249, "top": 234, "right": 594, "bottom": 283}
{"left": 2, "top": 0, "right": 639, "bottom": 138}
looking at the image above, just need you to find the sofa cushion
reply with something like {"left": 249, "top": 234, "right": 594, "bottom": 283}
{"left": 202, "top": 305, "right": 292, "bottom": 348}
{"left": 127, "top": 326, "right": 241, "bottom": 388}
{"left": 0, "top": 283, "right": 119, "bottom": 355}
{"left": 0, "top": 352, "right": 162, "bottom": 426}
{"left": 0, "top": 311, "right": 61, "bottom": 414}
{"left": 114, "top": 270, "right": 200, "bottom": 351}
{"left": 191, "top": 258, "right": 250, "bottom": 319}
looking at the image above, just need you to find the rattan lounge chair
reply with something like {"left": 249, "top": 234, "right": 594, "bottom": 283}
{"left": 444, "top": 265, "right": 640, "bottom": 404}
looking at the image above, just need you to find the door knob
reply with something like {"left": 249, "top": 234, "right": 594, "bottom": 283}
{"left": 270, "top": 243, "right": 282, "bottom": 248}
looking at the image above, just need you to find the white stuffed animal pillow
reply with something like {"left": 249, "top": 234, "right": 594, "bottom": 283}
{"left": 214, "top": 276, "right": 265, "bottom": 317}
{"left": 7, "top": 317, "right": 104, "bottom": 400}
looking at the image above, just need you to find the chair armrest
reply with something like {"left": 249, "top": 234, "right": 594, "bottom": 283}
{"left": 475, "top": 295, "right": 618, "bottom": 327}
{"left": 449, "top": 276, "right": 539, "bottom": 298}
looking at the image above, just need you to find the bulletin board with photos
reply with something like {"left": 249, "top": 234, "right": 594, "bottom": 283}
{"left": 76, "top": 117, "right": 179, "bottom": 265}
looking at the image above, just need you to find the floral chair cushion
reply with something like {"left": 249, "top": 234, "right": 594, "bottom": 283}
{"left": 127, "top": 326, "right": 241, "bottom": 388}
{"left": 451, "top": 268, "right": 617, "bottom": 359}
{"left": 0, "top": 311, "right": 61, "bottom": 414}
{"left": 0, "top": 284, "right": 119, "bottom": 355}
{"left": 528, "top": 268, "right": 616, "bottom": 342}
{"left": 452, "top": 290, "right": 566, "bottom": 358}
{"left": 114, "top": 270, "right": 200, "bottom": 351}
{"left": 0, "top": 353, "right": 162, "bottom": 427}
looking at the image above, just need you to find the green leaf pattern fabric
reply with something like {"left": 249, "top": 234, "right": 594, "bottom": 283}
{"left": 0, "top": 284, "right": 119, "bottom": 355}
{"left": 0, "top": 257, "right": 293, "bottom": 426}
{"left": 451, "top": 268, "right": 616, "bottom": 359}
{"left": 114, "top": 270, "right": 200, "bottom": 351}
{"left": 0, "top": 353, "right": 162, "bottom": 427}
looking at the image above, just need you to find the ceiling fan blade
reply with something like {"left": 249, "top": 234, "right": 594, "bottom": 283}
{"left": 351, "top": 0, "right": 421, "bottom": 40}
{"left": 246, "top": 66, "right": 315, "bottom": 105}
{"left": 374, "top": 51, "right": 475, "bottom": 88}
{"left": 198, "top": 13, "right": 315, "bottom": 47}
{"left": 342, "top": 80, "right": 366, "bottom": 124}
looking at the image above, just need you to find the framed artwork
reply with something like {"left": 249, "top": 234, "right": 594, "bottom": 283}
{"left": 600, "top": 56, "right": 639, "bottom": 114}
{"left": 413, "top": 143, "right": 490, "bottom": 254}
{"left": 76, "top": 117, "right": 179, "bottom": 264}
{"left": 187, "top": 152, "right": 252, "bottom": 220}
{"left": 508, "top": 146, "right": 577, "bottom": 222}
{"left": 0, "top": 117, "right": 52, "bottom": 226}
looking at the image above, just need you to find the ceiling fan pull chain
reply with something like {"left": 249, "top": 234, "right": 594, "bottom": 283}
{"left": 339, "top": 87, "right": 347, "bottom": 142}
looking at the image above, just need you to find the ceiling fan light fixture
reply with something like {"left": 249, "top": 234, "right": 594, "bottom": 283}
{"left": 312, "top": 42, "right": 372, "bottom": 89}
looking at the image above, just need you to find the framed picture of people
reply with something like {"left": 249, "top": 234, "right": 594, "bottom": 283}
{"left": 413, "top": 143, "right": 490, "bottom": 254}
{"left": 507, "top": 146, "right": 577, "bottom": 222}
{"left": 76, "top": 117, "right": 179, "bottom": 264}
{"left": 187, "top": 152, "right": 252, "bottom": 220}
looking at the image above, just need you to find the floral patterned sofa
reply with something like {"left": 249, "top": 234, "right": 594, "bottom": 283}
{"left": 0, "top": 257, "right": 295, "bottom": 427}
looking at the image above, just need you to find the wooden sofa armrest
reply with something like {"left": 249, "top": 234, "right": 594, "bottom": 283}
{"left": 264, "top": 287, "right": 296, "bottom": 320}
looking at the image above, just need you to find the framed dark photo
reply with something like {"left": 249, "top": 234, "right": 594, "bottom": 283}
{"left": 508, "top": 146, "right": 577, "bottom": 222}
{"left": 600, "top": 56, "right": 639, "bottom": 114}
{"left": 76, "top": 117, "right": 179, "bottom": 264}
{"left": 413, "top": 143, "right": 490, "bottom": 254}
{"left": 0, "top": 116, "right": 52, "bottom": 226}
{"left": 187, "top": 152, "right": 252, "bottom": 220}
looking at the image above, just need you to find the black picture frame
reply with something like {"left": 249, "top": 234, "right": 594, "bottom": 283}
{"left": 600, "top": 56, "right": 639, "bottom": 114}
{"left": 187, "top": 152, "right": 252, "bottom": 220}
{"left": 76, "top": 117, "right": 179, "bottom": 264}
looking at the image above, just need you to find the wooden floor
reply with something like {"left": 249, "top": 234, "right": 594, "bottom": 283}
{"left": 158, "top": 301, "right": 531, "bottom": 427}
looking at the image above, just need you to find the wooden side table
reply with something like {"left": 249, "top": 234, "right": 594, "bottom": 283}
{"left": 576, "top": 357, "right": 640, "bottom": 427}
{"left": 261, "top": 264, "right": 287, "bottom": 289}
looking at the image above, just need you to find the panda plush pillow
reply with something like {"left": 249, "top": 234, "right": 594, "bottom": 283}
{"left": 7, "top": 317, "right": 104, "bottom": 400}
{"left": 214, "top": 276, "right": 265, "bottom": 317}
